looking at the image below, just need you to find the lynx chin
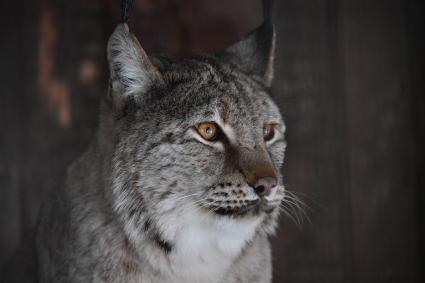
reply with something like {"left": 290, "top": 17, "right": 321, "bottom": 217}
{"left": 33, "top": 3, "right": 286, "bottom": 283}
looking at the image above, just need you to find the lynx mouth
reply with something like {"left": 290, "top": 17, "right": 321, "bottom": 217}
{"left": 207, "top": 199, "right": 261, "bottom": 217}
{"left": 199, "top": 183, "right": 283, "bottom": 217}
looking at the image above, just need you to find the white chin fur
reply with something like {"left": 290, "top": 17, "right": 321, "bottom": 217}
{"left": 157, "top": 204, "right": 264, "bottom": 283}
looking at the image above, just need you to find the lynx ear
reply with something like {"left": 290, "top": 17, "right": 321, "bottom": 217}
{"left": 221, "top": 0, "right": 275, "bottom": 87}
{"left": 107, "top": 24, "right": 163, "bottom": 100}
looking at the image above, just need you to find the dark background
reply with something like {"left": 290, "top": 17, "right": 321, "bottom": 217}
{"left": 0, "top": 0, "right": 424, "bottom": 282}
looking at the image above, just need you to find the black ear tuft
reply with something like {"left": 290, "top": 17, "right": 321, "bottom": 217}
{"left": 121, "top": 0, "right": 133, "bottom": 23}
{"left": 262, "top": 0, "right": 274, "bottom": 24}
{"left": 220, "top": 0, "right": 276, "bottom": 87}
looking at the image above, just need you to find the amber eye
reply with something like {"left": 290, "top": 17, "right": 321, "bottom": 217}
{"left": 263, "top": 124, "right": 275, "bottom": 142}
{"left": 197, "top": 122, "right": 220, "bottom": 141}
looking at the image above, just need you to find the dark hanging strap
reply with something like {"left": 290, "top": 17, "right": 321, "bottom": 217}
{"left": 262, "top": 0, "right": 274, "bottom": 24}
{"left": 121, "top": 0, "right": 133, "bottom": 23}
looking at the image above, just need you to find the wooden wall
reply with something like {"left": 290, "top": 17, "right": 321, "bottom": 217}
{"left": 0, "top": 0, "right": 423, "bottom": 282}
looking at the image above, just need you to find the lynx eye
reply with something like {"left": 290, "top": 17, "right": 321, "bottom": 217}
{"left": 263, "top": 124, "right": 275, "bottom": 142}
{"left": 197, "top": 122, "right": 221, "bottom": 142}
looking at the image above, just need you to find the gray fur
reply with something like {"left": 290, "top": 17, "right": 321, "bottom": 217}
{"left": 33, "top": 22, "right": 286, "bottom": 283}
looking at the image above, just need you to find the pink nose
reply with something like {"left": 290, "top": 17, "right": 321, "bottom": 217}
{"left": 253, "top": 176, "right": 277, "bottom": 197}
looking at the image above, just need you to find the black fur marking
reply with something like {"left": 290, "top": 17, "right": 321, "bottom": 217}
{"left": 143, "top": 218, "right": 152, "bottom": 232}
{"left": 158, "top": 182, "right": 176, "bottom": 199}
{"left": 128, "top": 208, "right": 137, "bottom": 219}
{"left": 120, "top": 96, "right": 140, "bottom": 118}
{"left": 169, "top": 181, "right": 178, "bottom": 188}
{"left": 153, "top": 234, "right": 173, "bottom": 254}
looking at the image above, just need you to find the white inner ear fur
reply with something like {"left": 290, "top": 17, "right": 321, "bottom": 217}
{"left": 107, "top": 24, "right": 159, "bottom": 96}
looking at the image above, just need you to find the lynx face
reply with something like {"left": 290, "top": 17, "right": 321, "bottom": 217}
{"left": 106, "top": 23, "right": 284, "bottom": 251}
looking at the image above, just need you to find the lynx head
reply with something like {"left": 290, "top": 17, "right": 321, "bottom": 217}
{"left": 103, "top": 18, "right": 285, "bottom": 249}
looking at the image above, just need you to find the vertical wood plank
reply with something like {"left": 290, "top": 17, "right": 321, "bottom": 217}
{"left": 406, "top": 0, "right": 425, "bottom": 277}
{"left": 0, "top": 0, "right": 38, "bottom": 268}
{"left": 340, "top": 0, "right": 422, "bottom": 281}
{"left": 271, "top": 0, "right": 353, "bottom": 282}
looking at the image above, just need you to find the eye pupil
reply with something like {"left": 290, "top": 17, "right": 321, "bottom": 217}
{"left": 263, "top": 124, "right": 275, "bottom": 141}
{"left": 197, "top": 122, "right": 221, "bottom": 141}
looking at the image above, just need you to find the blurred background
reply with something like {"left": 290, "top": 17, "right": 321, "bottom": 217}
{"left": 0, "top": 0, "right": 424, "bottom": 282}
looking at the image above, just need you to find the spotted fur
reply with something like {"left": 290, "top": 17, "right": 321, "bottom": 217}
{"left": 35, "top": 17, "right": 285, "bottom": 283}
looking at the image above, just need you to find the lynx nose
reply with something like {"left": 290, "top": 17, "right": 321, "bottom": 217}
{"left": 253, "top": 176, "right": 277, "bottom": 197}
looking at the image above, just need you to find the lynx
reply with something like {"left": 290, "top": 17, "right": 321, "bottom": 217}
{"left": 12, "top": 1, "right": 287, "bottom": 282}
